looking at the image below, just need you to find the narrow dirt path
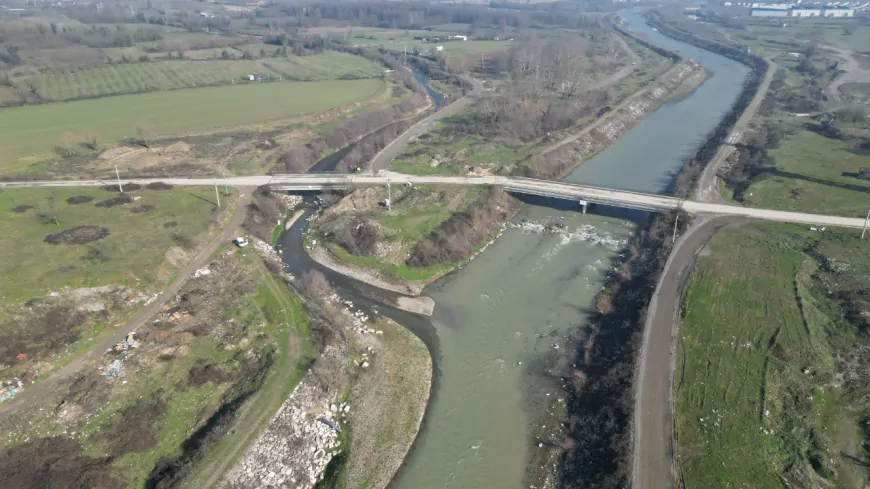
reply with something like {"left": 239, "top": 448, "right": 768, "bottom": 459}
{"left": 694, "top": 60, "right": 777, "bottom": 204}
{"left": 368, "top": 75, "right": 483, "bottom": 173}
{"left": 823, "top": 43, "right": 870, "bottom": 103}
{"left": 0, "top": 188, "right": 254, "bottom": 423}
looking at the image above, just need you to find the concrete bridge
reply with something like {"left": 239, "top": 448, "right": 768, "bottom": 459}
{"left": 3, "top": 171, "right": 869, "bottom": 230}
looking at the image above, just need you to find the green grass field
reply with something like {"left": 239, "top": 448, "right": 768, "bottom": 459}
{"left": 0, "top": 186, "right": 230, "bottom": 311}
{"left": 11, "top": 52, "right": 382, "bottom": 103}
{"left": 740, "top": 123, "right": 870, "bottom": 217}
{"left": 676, "top": 222, "right": 870, "bottom": 488}
{"left": 0, "top": 78, "right": 382, "bottom": 165}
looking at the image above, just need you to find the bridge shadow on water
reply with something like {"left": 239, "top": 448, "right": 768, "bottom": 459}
{"left": 508, "top": 192, "right": 653, "bottom": 224}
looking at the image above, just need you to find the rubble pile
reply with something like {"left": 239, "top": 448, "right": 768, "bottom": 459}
{"left": 327, "top": 295, "right": 383, "bottom": 336}
{"left": 226, "top": 380, "right": 345, "bottom": 489}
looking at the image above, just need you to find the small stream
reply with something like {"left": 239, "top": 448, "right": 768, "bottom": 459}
{"left": 280, "top": 13, "right": 750, "bottom": 488}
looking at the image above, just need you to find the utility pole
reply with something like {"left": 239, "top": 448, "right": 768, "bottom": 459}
{"left": 862, "top": 205, "right": 870, "bottom": 239}
{"left": 480, "top": 52, "right": 485, "bottom": 71}
{"left": 386, "top": 180, "right": 391, "bottom": 212}
{"left": 114, "top": 164, "right": 123, "bottom": 193}
{"left": 403, "top": 42, "right": 407, "bottom": 67}
{"left": 214, "top": 181, "right": 221, "bottom": 208}
{"left": 672, "top": 200, "right": 683, "bottom": 244}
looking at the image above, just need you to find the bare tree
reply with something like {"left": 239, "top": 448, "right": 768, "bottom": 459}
{"left": 299, "top": 270, "right": 332, "bottom": 301}
{"left": 82, "top": 130, "right": 101, "bottom": 151}
{"left": 135, "top": 123, "right": 155, "bottom": 148}
{"left": 59, "top": 131, "right": 75, "bottom": 156}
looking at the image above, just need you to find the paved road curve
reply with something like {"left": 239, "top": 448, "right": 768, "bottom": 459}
{"left": 3, "top": 172, "right": 869, "bottom": 230}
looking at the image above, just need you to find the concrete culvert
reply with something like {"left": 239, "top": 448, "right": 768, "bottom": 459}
{"left": 66, "top": 196, "right": 95, "bottom": 205}
{"left": 44, "top": 225, "right": 110, "bottom": 245}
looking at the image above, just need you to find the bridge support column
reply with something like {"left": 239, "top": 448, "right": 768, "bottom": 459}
{"left": 579, "top": 199, "right": 588, "bottom": 214}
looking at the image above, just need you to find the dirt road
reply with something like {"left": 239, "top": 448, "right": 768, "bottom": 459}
{"left": 0, "top": 188, "right": 253, "bottom": 422}
{"left": 368, "top": 75, "right": 483, "bottom": 173}
{"left": 694, "top": 61, "right": 777, "bottom": 204}
{"left": 631, "top": 215, "right": 742, "bottom": 489}
{"left": 823, "top": 43, "right": 870, "bottom": 104}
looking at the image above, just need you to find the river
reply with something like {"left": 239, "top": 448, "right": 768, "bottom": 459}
{"left": 279, "top": 11, "right": 748, "bottom": 488}
{"left": 386, "top": 11, "right": 750, "bottom": 489}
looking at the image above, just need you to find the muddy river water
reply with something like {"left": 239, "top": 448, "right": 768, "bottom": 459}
{"left": 281, "top": 10, "right": 749, "bottom": 489}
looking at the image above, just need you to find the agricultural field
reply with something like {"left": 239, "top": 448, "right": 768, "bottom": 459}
{"left": 9, "top": 51, "right": 383, "bottom": 103}
{"left": 676, "top": 222, "right": 870, "bottom": 488}
{"left": 0, "top": 78, "right": 382, "bottom": 166}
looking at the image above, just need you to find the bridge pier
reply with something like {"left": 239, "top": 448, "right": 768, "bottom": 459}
{"left": 579, "top": 199, "right": 588, "bottom": 214}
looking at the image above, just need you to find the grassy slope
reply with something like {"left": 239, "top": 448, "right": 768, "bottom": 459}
{"left": 741, "top": 127, "right": 870, "bottom": 217}
{"left": 676, "top": 222, "right": 870, "bottom": 488}
{"left": 0, "top": 186, "right": 231, "bottom": 314}
{"left": 0, "top": 78, "right": 382, "bottom": 166}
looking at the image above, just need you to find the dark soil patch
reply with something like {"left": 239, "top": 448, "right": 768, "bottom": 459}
{"left": 101, "top": 183, "right": 142, "bottom": 192}
{"left": 63, "top": 374, "right": 112, "bottom": 412}
{"left": 0, "top": 437, "right": 119, "bottom": 489}
{"left": 44, "top": 225, "right": 110, "bottom": 245}
{"left": 95, "top": 399, "right": 167, "bottom": 455}
{"left": 187, "top": 361, "right": 231, "bottom": 388}
{"left": 163, "top": 221, "right": 178, "bottom": 228}
{"left": 12, "top": 204, "right": 33, "bottom": 213}
{"left": 131, "top": 204, "right": 155, "bottom": 213}
{"left": 146, "top": 182, "right": 174, "bottom": 190}
{"left": 95, "top": 194, "right": 133, "bottom": 208}
{"left": 0, "top": 304, "right": 87, "bottom": 364}
{"left": 66, "top": 196, "right": 95, "bottom": 205}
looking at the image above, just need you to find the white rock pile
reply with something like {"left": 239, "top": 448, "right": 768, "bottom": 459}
{"left": 225, "top": 380, "right": 342, "bottom": 489}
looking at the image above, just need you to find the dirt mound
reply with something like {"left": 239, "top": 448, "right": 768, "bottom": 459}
{"left": 66, "top": 196, "right": 94, "bottom": 205}
{"left": 100, "top": 183, "right": 141, "bottom": 192}
{"left": 146, "top": 181, "right": 174, "bottom": 190}
{"left": 0, "top": 437, "right": 119, "bottom": 489}
{"left": 163, "top": 141, "right": 192, "bottom": 154}
{"left": 131, "top": 204, "right": 154, "bottom": 213}
{"left": 99, "top": 145, "right": 136, "bottom": 160}
{"left": 95, "top": 194, "right": 133, "bottom": 207}
{"left": 95, "top": 399, "right": 167, "bottom": 454}
{"left": 12, "top": 204, "right": 33, "bottom": 213}
{"left": 44, "top": 226, "right": 110, "bottom": 245}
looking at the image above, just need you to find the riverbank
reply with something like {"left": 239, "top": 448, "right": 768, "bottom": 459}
{"left": 521, "top": 60, "right": 709, "bottom": 180}
{"left": 557, "top": 10, "right": 771, "bottom": 489}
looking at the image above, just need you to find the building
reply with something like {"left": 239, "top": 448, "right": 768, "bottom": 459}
{"left": 750, "top": 2, "right": 855, "bottom": 15}
{"left": 791, "top": 6, "right": 824, "bottom": 15}
{"left": 751, "top": 5, "right": 790, "bottom": 15}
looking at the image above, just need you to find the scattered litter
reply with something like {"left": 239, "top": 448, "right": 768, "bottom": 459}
{"left": 103, "top": 359, "right": 125, "bottom": 379}
{"left": 110, "top": 332, "right": 140, "bottom": 353}
{"left": 192, "top": 266, "right": 212, "bottom": 278}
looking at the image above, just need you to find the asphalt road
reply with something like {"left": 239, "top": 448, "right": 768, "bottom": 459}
{"left": 0, "top": 188, "right": 253, "bottom": 424}
{"left": 631, "top": 215, "right": 742, "bottom": 489}
{"left": 4, "top": 174, "right": 868, "bottom": 230}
